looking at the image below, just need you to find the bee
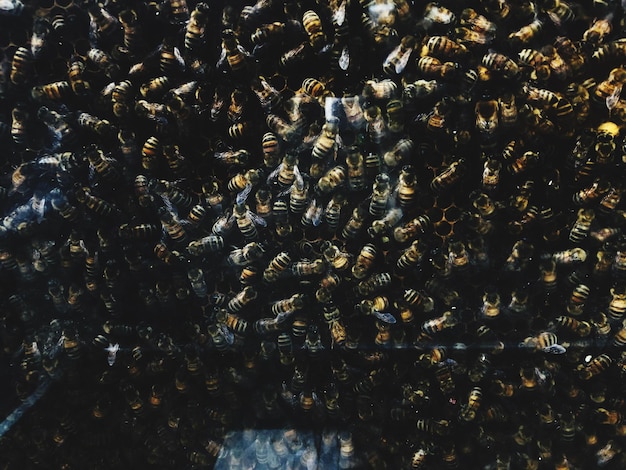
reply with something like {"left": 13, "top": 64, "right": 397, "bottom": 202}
{"left": 341, "top": 206, "right": 367, "bottom": 240}
{"left": 271, "top": 294, "right": 305, "bottom": 316}
{"left": 554, "top": 316, "right": 592, "bottom": 337}
{"left": 158, "top": 206, "right": 188, "bottom": 245}
{"left": 291, "top": 258, "right": 325, "bottom": 276}
{"left": 383, "top": 138, "right": 414, "bottom": 168}
{"left": 362, "top": 79, "right": 398, "bottom": 101}
{"left": 422, "top": 35, "right": 468, "bottom": 60}
{"left": 508, "top": 18, "right": 543, "bottom": 48}
{"left": 66, "top": 57, "right": 90, "bottom": 97}
{"left": 356, "top": 272, "right": 392, "bottom": 296}
{"left": 219, "top": 29, "right": 250, "bottom": 75}
{"left": 394, "top": 215, "right": 430, "bottom": 243}
{"left": 343, "top": 147, "right": 366, "bottom": 192}
{"left": 75, "top": 187, "right": 120, "bottom": 219}
{"left": 324, "top": 193, "right": 346, "bottom": 232}
{"left": 186, "top": 267, "right": 207, "bottom": 298}
{"left": 394, "top": 239, "right": 424, "bottom": 271}
{"left": 254, "top": 188, "right": 272, "bottom": 221}
{"left": 323, "top": 242, "right": 352, "bottom": 271}
{"left": 185, "top": 3, "right": 209, "bottom": 54}
{"left": 117, "top": 9, "right": 145, "bottom": 58}
{"left": 573, "top": 178, "right": 611, "bottom": 205}
{"left": 118, "top": 223, "right": 160, "bottom": 240}
{"left": 459, "top": 387, "right": 482, "bottom": 422}
{"left": 431, "top": 159, "right": 465, "bottom": 192}
{"left": 568, "top": 208, "right": 595, "bottom": 244}
{"left": 31, "top": 80, "right": 72, "bottom": 102}
{"left": 608, "top": 285, "right": 626, "bottom": 321}
{"left": 475, "top": 99, "right": 499, "bottom": 135}
{"left": 77, "top": 113, "right": 113, "bottom": 138}
{"left": 316, "top": 273, "right": 341, "bottom": 304}
{"left": 341, "top": 96, "right": 366, "bottom": 131}
{"left": 10, "top": 46, "right": 33, "bottom": 85}
{"left": 214, "top": 149, "right": 250, "bottom": 168}
{"left": 88, "top": 48, "right": 119, "bottom": 79}
{"left": 226, "top": 286, "right": 257, "bottom": 314}
{"left": 481, "top": 52, "right": 519, "bottom": 79}
{"left": 312, "top": 120, "right": 339, "bottom": 163}
{"left": 578, "top": 354, "right": 612, "bottom": 380}
{"left": 368, "top": 173, "right": 392, "bottom": 218}
{"left": 554, "top": 36, "right": 585, "bottom": 74}
{"left": 302, "top": 10, "right": 327, "bottom": 52}
{"left": 416, "top": 418, "right": 450, "bottom": 436}
{"left": 421, "top": 311, "right": 457, "bottom": 335}
{"left": 87, "top": 1, "right": 119, "bottom": 39}
{"left": 263, "top": 252, "right": 291, "bottom": 283}
{"left": 10, "top": 106, "right": 28, "bottom": 145}
{"left": 139, "top": 76, "right": 171, "bottom": 101}
{"left": 417, "top": 56, "right": 458, "bottom": 79}
{"left": 233, "top": 196, "right": 267, "bottom": 241}
{"left": 583, "top": 17, "right": 612, "bottom": 46}
{"left": 317, "top": 166, "right": 346, "bottom": 194}
{"left": 227, "top": 169, "right": 262, "bottom": 193}
{"left": 266, "top": 114, "right": 299, "bottom": 143}
{"left": 261, "top": 132, "right": 281, "bottom": 169}
{"left": 383, "top": 35, "right": 416, "bottom": 75}
{"left": 227, "top": 242, "right": 266, "bottom": 266}
{"left": 518, "top": 48, "right": 550, "bottom": 81}
{"left": 352, "top": 244, "right": 377, "bottom": 279}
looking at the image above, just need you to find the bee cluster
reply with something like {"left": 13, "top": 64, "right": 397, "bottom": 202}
{"left": 2, "top": 0, "right": 626, "bottom": 468}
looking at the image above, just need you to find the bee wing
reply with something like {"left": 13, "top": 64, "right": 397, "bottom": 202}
{"left": 105, "top": 343, "right": 119, "bottom": 366}
{"left": 267, "top": 163, "right": 283, "bottom": 183}
{"left": 236, "top": 184, "right": 252, "bottom": 205}
{"left": 219, "top": 324, "right": 235, "bottom": 345}
{"left": 542, "top": 344, "right": 566, "bottom": 354}
{"left": 333, "top": 0, "right": 346, "bottom": 26}
{"left": 372, "top": 310, "right": 397, "bottom": 324}
{"left": 293, "top": 164, "right": 304, "bottom": 188}
{"left": 339, "top": 45, "right": 350, "bottom": 70}
{"left": 395, "top": 48, "right": 413, "bottom": 74}
{"left": 606, "top": 84, "right": 622, "bottom": 112}
{"left": 247, "top": 210, "right": 267, "bottom": 227}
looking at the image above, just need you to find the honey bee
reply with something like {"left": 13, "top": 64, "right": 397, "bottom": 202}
{"left": 383, "top": 35, "right": 416, "bottom": 75}
{"left": 578, "top": 353, "right": 613, "bottom": 380}
{"left": 261, "top": 132, "right": 282, "bottom": 169}
{"left": 10, "top": 46, "right": 33, "bottom": 86}
{"left": 263, "top": 252, "right": 291, "bottom": 283}
{"left": 228, "top": 169, "right": 262, "bottom": 193}
{"left": 475, "top": 99, "right": 499, "bottom": 135}
{"left": 185, "top": 3, "right": 209, "bottom": 54}
{"left": 431, "top": 159, "right": 465, "bottom": 192}
{"left": 368, "top": 173, "right": 392, "bottom": 218}
{"left": 302, "top": 10, "right": 327, "bottom": 52}
{"left": 227, "top": 242, "right": 266, "bottom": 266}
{"left": 583, "top": 16, "right": 612, "bottom": 46}
{"left": 341, "top": 205, "right": 367, "bottom": 240}
{"left": 317, "top": 165, "right": 346, "bottom": 194}
{"left": 417, "top": 56, "right": 458, "bottom": 79}
{"left": 508, "top": 18, "right": 543, "bottom": 48}
{"left": 422, "top": 35, "right": 468, "bottom": 60}
{"left": 554, "top": 316, "right": 592, "bottom": 337}
{"left": 394, "top": 215, "right": 431, "bottom": 243}
{"left": 608, "top": 285, "right": 626, "bottom": 321}
{"left": 271, "top": 293, "right": 305, "bottom": 316}
{"left": 10, "top": 106, "right": 28, "bottom": 145}
{"left": 573, "top": 177, "right": 611, "bottom": 205}
{"left": 416, "top": 418, "right": 450, "bottom": 436}
{"left": 88, "top": 48, "right": 119, "bottom": 79}
{"left": 77, "top": 113, "right": 114, "bottom": 139}
{"left": 38, "top": 107, "right": 75, "bottom": 148}
{"left": 383, "top": 138, "right": 414, "bottom": 168}
{"left": 421, "top": 311, "right": 457, "bottom": 335}
{"left": 481, "top": 52, "right": 519, "bottom": 79}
